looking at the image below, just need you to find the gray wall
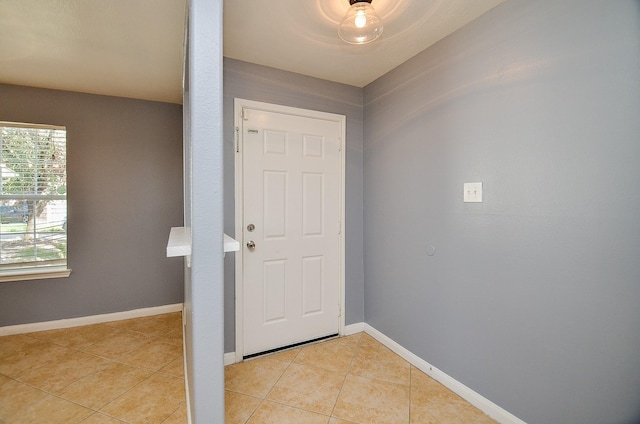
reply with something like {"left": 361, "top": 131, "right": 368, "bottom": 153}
{"left": 0, "top": 84, "right": 184, "bottom": 326}
{"left": 183, "top": 0, "right": 225, "bottom": 420}
{"left": 222, "top": 58, "right": 365, "bottom": 352}
{"left": 363, "top": 1, "right": 640, "bottom": 423}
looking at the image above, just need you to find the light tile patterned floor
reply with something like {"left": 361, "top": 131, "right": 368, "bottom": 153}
{"left": 0, "top": 313, "right": 186, "bottom": 424}
{"left": 226, "top": 332, "right": 498, "bottom": 424}
{"left": 1, "top": 313, "right": 497, "bottom": 423}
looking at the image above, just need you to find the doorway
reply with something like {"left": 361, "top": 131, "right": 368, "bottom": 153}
{"left": 234, "top": 99, "right": 346, "bottom": 360}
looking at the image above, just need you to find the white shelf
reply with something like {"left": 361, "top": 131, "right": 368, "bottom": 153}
{"left": 167, "top": 227, "right": 191, "bottom": 257}
{"left": 166, "top": 227, "right": 240, "bottom": 257}
{"left": 224, "top": 233, "right": 240, "bottom": 253}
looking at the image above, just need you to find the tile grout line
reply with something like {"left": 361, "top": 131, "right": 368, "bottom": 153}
{"left": 238, "top": 349, "right": 299, "bottom": 424}
{"left": 223, "top": 331, "right": 496, "bottom": 424}
{"left": 255, "top": 398, "right": 334, "bottom": 422}
{"left": 157, "top": 400, "right": 187, "bottom": 424}
{"left": 3, "top": 337, "right": 119, "bottom": 417}
{"left": 1, "top": 372, "right": 121, "bottom": 424}
{"left": 1, "top": 313, "right": 185, "bottom": 424}
{"left": 16, "top": 332, "right": 180, "bottom": 407}
{"left": 70, "top": 323, "right": 184, "bottom": 422}
{"left": 94, "top": 368, "right": 186, "bottom": 424}
{"left": 235, "top": 341, "right": 353, "bottom": 424}
{"left": 83, "top": 412, "right": 129, "bottom": 424}
{"left": 260, "top": 349, "right": 298, "bottom": 418}
{"left": 96, "top": 369, "right": 170, "bottom": 421}
{"left": 328, "top": 332, "right": 363, "bottom": 422}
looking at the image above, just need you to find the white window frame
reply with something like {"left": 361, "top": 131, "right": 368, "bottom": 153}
{"left": 0, "top": 121, "right": 71, "bottom": 283}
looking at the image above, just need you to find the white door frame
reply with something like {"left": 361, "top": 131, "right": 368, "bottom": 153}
{"left": 234, "top": 98, "right": 346, "bottom": 362}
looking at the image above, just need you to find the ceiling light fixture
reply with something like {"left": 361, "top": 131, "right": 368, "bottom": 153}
{"left": 338, "top": 0, "right": 383, "bottom": 45}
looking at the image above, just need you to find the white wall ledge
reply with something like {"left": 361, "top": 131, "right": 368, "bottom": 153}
{"left": 167, "top": 227, "right": 191, "bottom": 257}
{"left": 166, "top": 227, "right": 239, "bottom": 257}
{"left": 224, "top": 233, "right": 240, "bottom": 253}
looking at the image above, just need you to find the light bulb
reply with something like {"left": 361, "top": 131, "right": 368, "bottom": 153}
{"left": 354, "top": 10, "right": 367, "bottom": 28}
{"left": 338, "top": 1, "right": 383, "bottom": 45}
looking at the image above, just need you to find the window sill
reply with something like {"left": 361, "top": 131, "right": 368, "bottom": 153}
{"left": 0, "top": 268, "right": 71, "bottom": 283}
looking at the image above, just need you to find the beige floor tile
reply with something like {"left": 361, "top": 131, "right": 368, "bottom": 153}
{"left": 349, "top": 335, "right": 410, "bottom": 386}
{"left": 105, "top": 313, "right": 182, "bottom": 338}
{"left": 357, "top": 333, "right": 381, "bottom": 347}
{"left": 265, "top": 347, "right": 300, "bottom": 363}
{"left": 148, "top": 312, "right": 183, "bottom": 333}
{"left": 410, "top": 366, "right": 459, "bottom": 401}
{"left": 225, "top": 357, "right": 289, "bottom": 398}
{"left": 159, "top": 356, "right": 185, "bottom": 378}
{"left": 57, "top": 361, "right": 152, "bottom": 409}
{"left": 267, "top": 362, "right": 345, "bottom": 415}
{"left": 0, "top": 377, "right": 49, "bottom": 421}
{"left": 456, "top": 404, "right": 498, "bottom": 424}
{"left": 162, "top": 328, "right": 185, "bottom": 347}
{"left": 79, "top": 412, "right": 127, "bottom": 424}
{"left": 81, "top": 329, "right": 152, "bottom": 359}
{"left": 333, "top": 374, "right": 410, "bottom": 424}
{"left": 118, "top": 338, "right": 182, "bottom": 371}
{"left": 225, "top": 390, "right": 262, "bottom": 424}
{"left": 29, "top": 323, "right": 121, "bottom": 350}
{"left": 410, "top": 366, "right": 437, "bottom": 389}
{"left": 18, "top": 350, "right": 111, "bottom": 393}
{"left": 0, "top": 339, "right": 71, "bottom": 378}
{"left": 329, "top": 418, "right": 359, "bottom": 424}
{"left": 294, "top": 337, "right": 357, "bottom": 374}
{"left": 3, "top": 314, "right": 496, "bottom": 424}
{"left": 100, "top": 373, "right": 185, "bottom": 424}
{"left": 1, "top": 314, "right": 186, "bottom": 424}
{"left": 339, "top": 333, "right": 363, "bottom": 344}
{"left": 15, "top": 394, "right": 93, "bottom": 424}
{"left": 247, "top": 401, "right": 329, "bottom": 424}
{"left": 410, "top": 387, "right": 497, "bottom": 424}
{"left": 410, "top": 366, "right": 495, "bottom": 424}
{"left": 162, "top": 402, "right": 188, "bottom": 424}
{"left": 0, "top": 334, "right": 42, "bottom": 361}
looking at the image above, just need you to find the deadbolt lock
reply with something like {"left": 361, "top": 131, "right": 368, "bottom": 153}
{"left": 247, "top": 224, "right": 255, "bottom": 232}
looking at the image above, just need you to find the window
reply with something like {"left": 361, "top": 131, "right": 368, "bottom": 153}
{"left": 0, "top": 122, "right": 69, "bottom": 282}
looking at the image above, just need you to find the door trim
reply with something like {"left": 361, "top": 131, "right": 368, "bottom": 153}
{"left": 234, "top": 98, "right": 346, "bottom": 362}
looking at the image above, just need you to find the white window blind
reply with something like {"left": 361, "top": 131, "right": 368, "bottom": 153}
{"left": 0, "top": 121, "right": 68, "bottom": 279}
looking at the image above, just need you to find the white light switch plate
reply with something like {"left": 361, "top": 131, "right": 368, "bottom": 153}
{"left": 464, "top": 182, "right": 483, "bottom": 203}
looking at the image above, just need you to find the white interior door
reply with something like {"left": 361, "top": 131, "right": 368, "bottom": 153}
{"left": 237, "top": 101, "right": 344, "bottom": 357}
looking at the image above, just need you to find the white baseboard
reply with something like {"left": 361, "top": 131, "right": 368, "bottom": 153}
{"left": 182, "top": 310, "right": 193, "bottom": 424}
{"left": 184, "top": 363, "right": 192, "bottom": 424}
{"left": 363, "top": 324, "right": 526, "bottom": 424}
{"left": 224, "top": 352, "right": 237, "bottom": 366}
{"left": 0, "top": 303, "right": 184, "bottom": 336}
{"left": 343, "top": 322, "right": 365, "bottom": 336}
